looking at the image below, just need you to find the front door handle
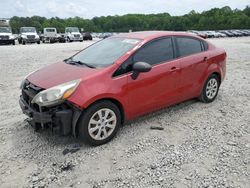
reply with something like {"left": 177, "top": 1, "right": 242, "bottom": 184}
{"left": 170, "top": 66, "right": 180, "bottom": 72}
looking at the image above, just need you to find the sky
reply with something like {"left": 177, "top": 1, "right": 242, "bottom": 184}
{"left": 0, "top": 0, "right": 249, "bottom": 19}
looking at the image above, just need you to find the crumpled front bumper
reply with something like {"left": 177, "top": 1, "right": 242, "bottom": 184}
{"left": 19, "top": 96, "right": 76, "bottom": 135}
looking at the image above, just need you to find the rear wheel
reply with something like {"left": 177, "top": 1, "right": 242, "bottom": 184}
{"left": 78, "top": 101, "right": 121, "bottom": 146}
{"left": 199, "top": 74, "right": 220, "bottom": 103}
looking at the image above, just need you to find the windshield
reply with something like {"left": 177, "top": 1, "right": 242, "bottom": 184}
{"left": 70, "top": 37, "right": 141, "bottom": 67}
{"left": 20, "top": 27, "right": 36, "bottom": 33}
{"left": 0, "top": 27, "right": 11, "bottom": 33}
{"left": 66, "top": 27, "right": 79, "bottom": 32}
{"left": 45, "top": 28, "right": 56, "bottom": 32}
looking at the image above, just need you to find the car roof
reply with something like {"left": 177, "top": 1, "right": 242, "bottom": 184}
{"left": 115, "top": 31, "right": 199, "bottom": 40}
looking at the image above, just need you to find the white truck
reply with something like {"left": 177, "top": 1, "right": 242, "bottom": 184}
{"left": 18, "top": 27, "right": 40, "bottom": 45}
{"left": 41, "top": 27, "right": 66, "bottom": 43}
{"left": 0, "top": 19, "right": 15, "bottom": 45}
{"left": 41, "top": 27, "right": 58, "bottom": 43}
{"left": 65, "top": 27, "right": 83, "bottom": 42}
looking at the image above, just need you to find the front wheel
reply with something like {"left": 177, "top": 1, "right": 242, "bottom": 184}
{"left": 78, "top": 101, "right": 121, "bottom": 146}
{"left": 67, "top": 37, "right": 72, "bottom": 42}
{"left": 199, "top": 74, "right": 220, "bottom": 103}
{"left": 22, "top": 39, "right": 26, "bottom": 45}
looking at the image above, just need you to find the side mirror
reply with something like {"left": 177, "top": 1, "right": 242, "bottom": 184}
{"left": 131, "top": 62, "right": 152, "bottom": 80}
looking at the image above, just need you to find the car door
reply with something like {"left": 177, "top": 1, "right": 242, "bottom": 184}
{"left": 175, "top": 36, "right": 209, "bottom": 100}
{"left": 124, "top": 37, "right": 181, "bottom": 118}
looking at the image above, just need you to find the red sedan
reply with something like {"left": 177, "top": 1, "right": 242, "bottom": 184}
{"left": 19, "top": 31, "right": 227, "bottom": 145}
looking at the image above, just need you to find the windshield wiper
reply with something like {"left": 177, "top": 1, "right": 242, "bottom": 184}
{"left": 65, "top": 59, "right": 96, "bottom": 68}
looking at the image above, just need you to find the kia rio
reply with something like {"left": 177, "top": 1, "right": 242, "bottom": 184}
{"left": 19, "top": 31, "right": 226, "bottom": 145}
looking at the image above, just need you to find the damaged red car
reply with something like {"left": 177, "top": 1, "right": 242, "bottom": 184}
{"left": 19, "top": 31, "right": 226, "bottom": 145}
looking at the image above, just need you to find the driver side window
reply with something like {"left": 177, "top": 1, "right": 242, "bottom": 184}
{"left": 133, "top": 38, "right": 174, "bottom": 65}
{"left": 113, "top": 37, "right": 174, "bottom": 77}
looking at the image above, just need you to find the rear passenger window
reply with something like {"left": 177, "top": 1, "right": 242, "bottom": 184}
{"left": 133, "top": 38, "right": 174, "bottom": 65}
{"left": 176, "top": 37, "right": 203, "bottom": 57}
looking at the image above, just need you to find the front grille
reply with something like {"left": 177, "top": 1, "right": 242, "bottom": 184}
{"left": 0, "top": 35, "right": 9, "bottom": 40}
{"left": 22, "top": 80, "right": 44, "bottom": 111}
{"left": 74, "top": 34, "right": 80, "bottom": 38}
{"left": 27, "top": 35, "right": 35, "bottom": 39}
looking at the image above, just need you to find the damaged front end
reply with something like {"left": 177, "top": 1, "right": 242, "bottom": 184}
{"left": 19, "top": 80, "right": 81, "bottom": 135}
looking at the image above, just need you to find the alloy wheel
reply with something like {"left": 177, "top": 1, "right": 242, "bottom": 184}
{"left": 206, "top": 78, "right": 218, "bottom": 99}
{"left": 88, "top": 108, "right": 117, "bottom": 141}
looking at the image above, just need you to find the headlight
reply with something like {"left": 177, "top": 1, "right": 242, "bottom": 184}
{"left": 22, "top": 35, "right": 27, "bottom": 39}
{"left": 9, "top": 35, "right": 15, "bottom": 39}
{"left": 31, "top": 79, "right": 81, "bottom": 107}
{"left": 35, "top": 34, "right": 39, "bottom": 39}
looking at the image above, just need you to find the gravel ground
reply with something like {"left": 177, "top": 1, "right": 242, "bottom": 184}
{"left": 0, "top": 37, "right": 249, "bottom": 188}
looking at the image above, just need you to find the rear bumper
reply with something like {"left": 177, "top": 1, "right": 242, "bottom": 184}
{"left": 19, "top": 96, "right": 80, "bottom": 135}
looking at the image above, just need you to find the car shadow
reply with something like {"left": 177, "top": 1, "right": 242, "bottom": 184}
{"left": 12, "top": 98, "right": 202, "bottom": 160}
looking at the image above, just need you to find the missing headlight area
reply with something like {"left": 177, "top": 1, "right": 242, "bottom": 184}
{"left": 20, "top": 80, "right": 81, "bottom": 135}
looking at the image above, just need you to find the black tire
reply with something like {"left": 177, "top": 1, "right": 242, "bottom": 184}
{"left": 12, "top": 40, "right": 15, "bottom": 45}
{"left": 67, "top": 37, "right": 72, "bottom": 42}
{"left": 77, "top": 101, "right": 121, "bottom": 146}
{"left": 199, "top": 74, "right": 220, "bottom": 103}
{"left": 37, "top": 41, "right": 40, "bottom": 44}
{"left": 22, "top": 39, "right": 26, "bottom": 45}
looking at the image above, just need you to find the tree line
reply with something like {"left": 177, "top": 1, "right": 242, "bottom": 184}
{"left": 9, "top": 6, "right": 250, "bottom": 34}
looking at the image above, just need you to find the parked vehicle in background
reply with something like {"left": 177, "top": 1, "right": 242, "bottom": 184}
{"left": 235, "top": 30, "right": 249, "bottom": 36}
{"left": 99, "top": 33, "right": 113, "bottom": 39}
{"left": 19, "top": 31, "right": 226, "bottom": 145}
{"left": 91, "top": 33, "right": 98, "bottom": 38}
{"left": 40, "top": 27, "right": 59, "bottom": 43}
{"left": 229, "top": 30, "right": 241, "bottom": 37}
{"left": 18, "top": 27, "right": 40, "bottom": 45}
{"left": 82, "top": 32, "right": 93, "bottom": 40}
{"left": 65, "top": 27, "right": 83, "bottom": 42}
{"left": 58, "top": 33, "right": 66, "bottom": 43}
{"left": 0, "top": 19, "right": 15, "bottom": 45}
{"left": 217, "top": 32, "right": 227, "bottom": 37}
{"left": 219, "top": 31, "right": 234, "bottom": 37}
{"left": 243, "top": 30, "right": 250, "bottom": 36}
{"left": 188, "top": 30, "right": 207, "bottom": 39}
{"left": 204, "top": 31, "right": 221, "bottom": 38}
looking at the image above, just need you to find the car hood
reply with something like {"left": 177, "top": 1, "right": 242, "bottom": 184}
{"left": 70, "top": 32, "right": 81, "bottom": 35}
{"left": 27, "top": 61, "right": 100, "bottom": 89}
{"left": 22, "top": 32, "right": 37, "bottom": 35}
